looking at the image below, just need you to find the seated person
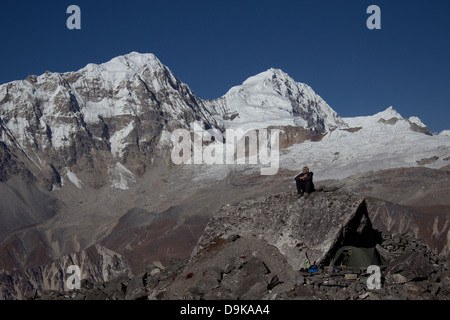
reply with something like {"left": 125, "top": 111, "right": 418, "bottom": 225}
{"left": 294, "top": 166, "right": 315, "bottom": 198}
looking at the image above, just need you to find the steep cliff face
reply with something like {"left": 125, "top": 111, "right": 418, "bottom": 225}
{"left": 322, "top": 166, "right": 450, "bottom": 256}
{"left": 0, "top": 244, "right": 129, "bottom": 300}
{"left": 0, "top": 52, "right": 221, "bottom": 299}
{"left": 0, "top": 52, "right": 219, "bottom": 190}
{"left": 366, "top": 198, "right": 450, "bottom": 257}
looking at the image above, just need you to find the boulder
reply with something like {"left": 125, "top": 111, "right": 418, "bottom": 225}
{"left": 385, "top": 251, "right": 435, "bottom": 284}
{"left": 192, "top": 191, "right": 381, "bottom": 270}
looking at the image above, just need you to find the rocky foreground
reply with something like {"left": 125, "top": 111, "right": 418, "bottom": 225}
{"left": 29, "top": 191, "right": 450, "bottom": 300}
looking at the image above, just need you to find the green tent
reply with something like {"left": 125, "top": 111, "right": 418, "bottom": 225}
{"left": 332, "top": 246, "right": 383, "bottom": 268}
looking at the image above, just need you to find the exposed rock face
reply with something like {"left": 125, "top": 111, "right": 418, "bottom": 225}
{"left": 0, "top": 52, "right": 219, "bottom": 190}
{"left": 366, "top": 198, "right": 449, "bottom": 257}
{"left": 191, "top": 191, "right": 380, "bottom": 270}
{"left": 0, "top": 52, "right": 223, "bottom": 300}
{"left": 385, "top": 250, "right": 435, "bottom": 284}
{"left": 320, "top": 166, "right": 450, "bottom": 257}
{"left": 269, "top": 125, "right": 325, "bottom": 148}
{"left": 156, "top": 235, "right": 298, "bottom": 300}
{"left": 0, "top": 244, "right": 129, "bottom": 300}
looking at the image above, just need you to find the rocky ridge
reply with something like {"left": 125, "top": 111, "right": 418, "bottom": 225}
{"left": 29, "top": 190, "right": 450, "bottom": 300}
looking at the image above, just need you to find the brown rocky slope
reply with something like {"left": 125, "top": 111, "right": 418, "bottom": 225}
{"left": 31, "top": 190, "right": 450, "bottom": 300}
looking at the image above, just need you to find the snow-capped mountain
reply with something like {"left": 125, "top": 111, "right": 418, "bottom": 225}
{"left": 1, "top": 51, "right": 448, "bottom": 189}
{"left": 1, "top": 51, "right": 450, "bottom": 300}
{"left": 342, "top": 106, "right": 431, "bottom": 135}
{"left": 1, "top": 51, "right": 449, "bottom": 190}
{"left": 280, "top": 105, "right": 449, "bottom": 180}
{"left": 0, "top": 52, "right": 218, "bottom": 190}
{"left": 198, "top": 67, "right": 447, "bottom": 181}
{"left": 204, "top": 68, "right": 347, "bottom": 132}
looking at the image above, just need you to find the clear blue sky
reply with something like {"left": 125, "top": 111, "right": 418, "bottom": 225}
{"left": 1, "top": 0, "right": 449, "bottom": 132}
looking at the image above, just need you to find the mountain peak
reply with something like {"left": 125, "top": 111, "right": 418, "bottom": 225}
{"left": 242, "top": 68, "right": 292, "bottom": 87}
{"left": 376, "top": 106, "right": 403, "bottom": 119}
{"left": 205, "top": 68, "right": 346, "bottom": 132}
{"left": 82, "top": 52, "right": 164, "bottom": 75}
{"left": 341, "top": 105, "right": 432, "bottom": 136}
